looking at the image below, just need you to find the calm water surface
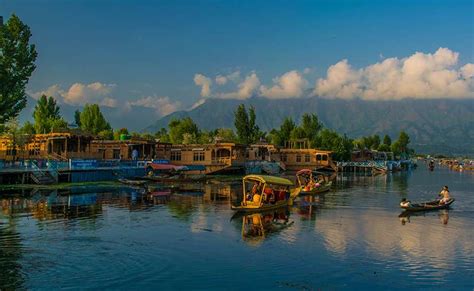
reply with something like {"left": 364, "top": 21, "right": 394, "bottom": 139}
{"left": 1, "top": 166, "right": 473, "bottom": 290}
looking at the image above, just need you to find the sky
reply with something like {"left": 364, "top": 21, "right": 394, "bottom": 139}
{"left": 1, "top": 0, "right": 473, "bottom": 128}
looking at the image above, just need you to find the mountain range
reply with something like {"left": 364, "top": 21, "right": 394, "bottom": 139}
{"left": 144, "top": 97, "right": 474, "bottom": 156}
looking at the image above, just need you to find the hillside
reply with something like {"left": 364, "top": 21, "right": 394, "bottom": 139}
{"left": 144, "top": 97, "right": 474, "bottom": 156}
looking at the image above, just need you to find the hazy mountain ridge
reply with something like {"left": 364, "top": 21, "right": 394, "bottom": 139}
{"left": 144, "top": 97, "right": 474, "bottom": 156}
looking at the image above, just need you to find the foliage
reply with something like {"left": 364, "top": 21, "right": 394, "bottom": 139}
{"left": 20, "top": 121, "right": 35, "bottom": 135}
{"left": 234, "top": 104, "right": 261, "bottom": 145}
{"left": 97, "top": 129, "right": 113, "bottom": 140}
{"left": 79, "top": 104, "right": 111, "bottom": 135}
{"left": 0, "top": 14, "right": 38, "bottom": 124}
{"left": 383, "top": 134, "right": 391, "bottom": 146}
{"left": 113, "top": 128, "right": 129, "bottom": 140}
{"left": 155, "top": 127, "right": 170, "bottom": 143}
{"left": 215, "top": 128, "right": 237, "bottom": 142}
{"left": 391, "top": 131, "right": 411, "bottom": 157}
{"left": 4, "top": 118, "right": 33, "bottom": 157}
{"left": 313, "top": 129, "right": 353, "bottom": 161}
{"left": 168, "top": 117, "right": 199, "bottom": 144}
{"left": 33, "top": 95, "right": 63, "bottom": 133}
{"left": 74, "top": 110, "right": 81, "bottom": 127}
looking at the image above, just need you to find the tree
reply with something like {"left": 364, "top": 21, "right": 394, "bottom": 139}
{"left": 300, "top": 113, "right": 323, "bottom": 146}
{"left": 80, "top": 104, "right": 111, "bottom": 135}
{"left": 20, "top": 121, "right": 35, "bottom": 134}
{"left": 215, "top": 128, "right": 237, "bottom": 142}
{"left": 4, "top": 118, "right": 33, "bottom": 159}
{"left": 168, "top": 117, "right": 199, "bottom": 144}
{"left": 0, "top": 15, "right": 38, "bottom": 125}
{"left": 234, "top": 104, "right": 261, "bottom": 145}
{"left": 155, "top": 127, "right": 170, "bottom": 143}
{"left": 74, "top": 110, "right": 81, "bottom": 127}
{"left": 383, "top": 134, "right": 391, "bottom": 146}
{"left": 313, "top": 129, "right": 353, "bottom": 161}
{"left": 277, "top": 117, "right": 296, "bottom": 147}
{"left": 391, "top": 131, "right": 412, "bottom": 157}
{"left": 33, "top": 95, "right": 62, "bottom": 133}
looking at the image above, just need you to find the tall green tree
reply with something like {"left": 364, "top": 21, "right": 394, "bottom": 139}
{"left": 234, "top": 104, "right": 261, "bottom": 145}
{"left": 79, "top": 104, "right": 111, "bottom": 135}
{"left": 74, "top": 109, "right": 81, "bottom": 127}
{"left": 300, "top": 113, "right": 323, "bottom": 145}
{"left": 0, "top": 14, "right": 38, "bottom": 125}
{"left": 383, "top": 134, "right": 391, "bottom": 146}
{"left": 277, "top": 117, "right": 296, "bottom": 147}
{"left": 33, "top": 95, "right": 62, "bottom": 133}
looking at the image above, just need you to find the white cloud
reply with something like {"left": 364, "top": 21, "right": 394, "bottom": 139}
{"left": 215, "top": 71, "right": 241, "bottom": 85}
{"left": 127, "top": 96, "right": 181, "bottom": 116}
{"left": 219, "top": 72, "right": 260, "bottom": 99}
{"left": 193, "top": 74, "right": 212, "bottom": 97}
{"left": 260, "top": 70, "right": 308, "bottom": 99}
{"left": 28, "top": 82, "right": 118, "bottom": 107}
{"left": 314, "top": 48, "right": 474, "bottom": 99}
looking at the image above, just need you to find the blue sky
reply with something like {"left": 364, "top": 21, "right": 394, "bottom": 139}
{"left": 2, "top": 0, "right": 473, "bottom": 128}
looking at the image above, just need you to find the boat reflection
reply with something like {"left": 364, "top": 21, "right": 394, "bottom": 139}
{"left": 240, "top": 209, "right": 294, "bottom": 246}
{"left": 398, "top": 209, "right": 450, "bottom": 225}
{"left": 294, "top": 195, "right": 322, "bottom": 220}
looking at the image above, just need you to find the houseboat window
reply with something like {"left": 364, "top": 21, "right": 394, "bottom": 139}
{"left": 305, "top": 154, "right": 311, "bottom": 162}
{"left": 171, "top": 151, "right": 182, "bottom": 161}
{"left": 296, "top": 154, "right": 301, "bottom": 163}
{"left": 193, "top": 151, "right": 205, "bottom": 161}
{"left": 316, "top": 154, "right": 322, "bottom": 161}
{"left": 281, "top": 154, "right": 287, "bottom": 162}
{"left": 322, "top": 154, "right": 328, "bottom": 161}
{"left": 113, "top": 149, "right": 121, "bottom": 159}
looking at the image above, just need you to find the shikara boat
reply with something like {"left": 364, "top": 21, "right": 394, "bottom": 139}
{"left": 400, "top": 198, "right": 455, "bottom": 212}
{"left": 118, "top": 178, "right": 148, "bottom": 186}
{"left": 296, "top": 169, "right": 332, "bottom": 195}
{"left": 231, "top": 175, "right": 300, "bottom": 213}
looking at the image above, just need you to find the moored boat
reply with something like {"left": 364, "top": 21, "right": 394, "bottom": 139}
{"left": 400, "top": 198, "right": 455, "bottom": 212}
{"left": 231, "top": 175, "right": 300, "bottom": 212}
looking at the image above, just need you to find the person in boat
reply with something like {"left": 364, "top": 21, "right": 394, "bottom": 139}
{"left": 400, "top": 198, "right": 411, "bottom": 207}
{"left": 438, "top": 186, "right": 451, "bottom": 204}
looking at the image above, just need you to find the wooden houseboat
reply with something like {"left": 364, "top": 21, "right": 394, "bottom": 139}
{"left": 155, "top": 142, "right": 247, "bottom": 174}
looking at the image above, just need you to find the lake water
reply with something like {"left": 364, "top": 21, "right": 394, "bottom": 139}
{"left": 1, "top": 165, "right": 473, "bottom": 290}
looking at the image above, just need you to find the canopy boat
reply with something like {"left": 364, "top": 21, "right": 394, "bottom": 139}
{"left": 231, "top": 175, "right": 300, "bottom": 212}
{"left": 296, "top": 169, "right": 332, "bottom": 195}
{"left": 118, "top": 178, "right": 148, "bottom": 186}
{"left": 400, "top": 198, "right": 455, "bottom": 212}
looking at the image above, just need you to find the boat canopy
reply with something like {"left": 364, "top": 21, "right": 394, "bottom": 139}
{"left": 296, "top": 169, "right": 313, "bottom": 176}
{"left": 243, "top": 174, "right": 293, "bottom": 186}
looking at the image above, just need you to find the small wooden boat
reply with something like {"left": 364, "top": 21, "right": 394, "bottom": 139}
{"left": 400, "top": 198, "right": 455, "bottom": 212}
{"left": 231, "top": 175, "right": 300, "bottom": 213}
{"left": 296, "top": 169, "right": 332, "bottom": 195}
{"left": 118, "top": 178, "right": 148, "bottom": 186}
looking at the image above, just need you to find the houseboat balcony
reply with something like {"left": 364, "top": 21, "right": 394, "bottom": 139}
{"left": 211, "top": 157, "right": 232, "bottom": 165}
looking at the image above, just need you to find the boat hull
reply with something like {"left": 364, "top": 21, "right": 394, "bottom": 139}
{"left": 231, "top": 201, "right": 289, "bottom": 213}
{"left": 401, "top": 198, "right": 455, "bottom": 212}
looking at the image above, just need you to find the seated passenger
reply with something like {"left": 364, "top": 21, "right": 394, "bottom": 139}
{"left": 400, "top": 198, "right": 411, "bottom": 207}
{"left": 252, "top": 193, "right": 261, "bottom": 205}
{"left": 438, "top": 186, "right": 451, "bottom": 204}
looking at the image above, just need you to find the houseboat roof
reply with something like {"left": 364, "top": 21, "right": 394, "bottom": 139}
{"left": 243, "top": 175, "right": 294, "bottom": 186}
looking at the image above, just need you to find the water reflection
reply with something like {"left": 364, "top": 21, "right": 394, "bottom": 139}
{"left": 399, "top": 209, "right": 450, "bottom": 225}
{"left": 238, "top": 209, "right": 293, "bottom": 247}
{"left": 0, "top": 167, "right": 473, "bottom": 289}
